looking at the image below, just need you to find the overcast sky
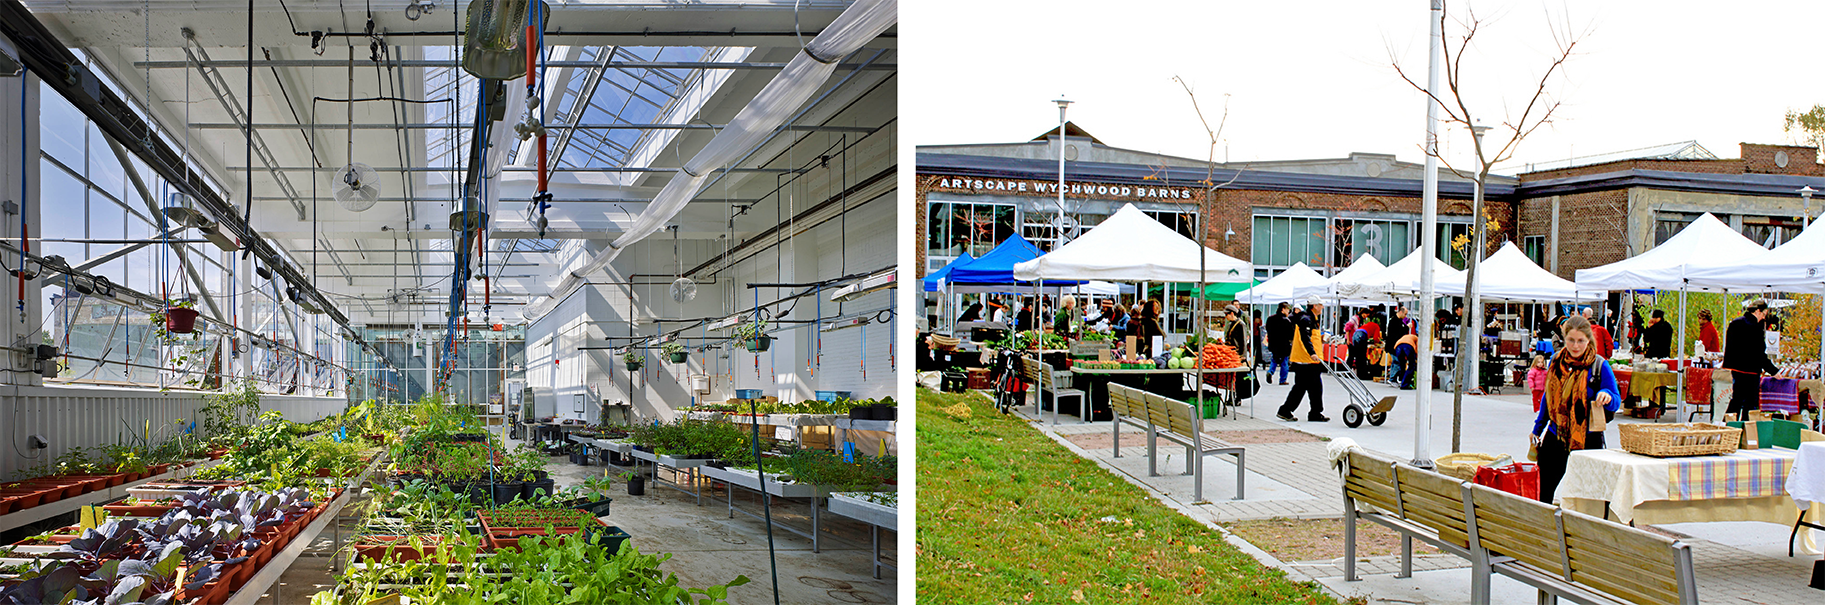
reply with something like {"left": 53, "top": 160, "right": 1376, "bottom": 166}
{"left": 903, "top": 0, "right": 1825, "bottom": 174}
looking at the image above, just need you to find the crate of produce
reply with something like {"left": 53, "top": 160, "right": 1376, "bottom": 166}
{"left": 1619, "top": 422, "right": 1741, "bottom": 457}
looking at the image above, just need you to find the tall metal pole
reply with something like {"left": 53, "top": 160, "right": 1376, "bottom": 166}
{"left": 1413, "top": 0, "right": 1445, "bottom": 469}
{"left": 1054, "top": 97, "right": 1072, "bottom": 250}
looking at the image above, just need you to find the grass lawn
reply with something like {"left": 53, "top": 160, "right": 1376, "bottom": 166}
{"left": 916, "top": 388, "right": 1342, "bottom": 604}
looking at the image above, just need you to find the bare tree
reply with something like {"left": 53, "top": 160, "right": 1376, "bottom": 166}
{"left": 1174, "top": 77, "right": 1243, "bottom": 450}
{"left": 1390, "top": 1, "right": 1588, "bottom": 452}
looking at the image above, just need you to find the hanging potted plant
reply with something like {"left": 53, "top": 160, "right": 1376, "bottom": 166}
{"left": 621, "top": 349, "right": 644, "bottom": 372}
{"left": 733, "top": 318, "right": 771, "bottom": 352}
{"left": 663, "top": 341, "right": 688, "bottom": 364}
{"left": 153, "top": 299, "right": 200, "bottom": 336}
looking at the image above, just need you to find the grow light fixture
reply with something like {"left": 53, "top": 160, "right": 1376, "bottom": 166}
{"left": 707, "top": 315, "right": 743, "bottom": 331}
{"left": 820, "top": 315, "right": 871, "bottom": 333}
{"left": 828, "top": 269, "right": 896, "bottom": 302}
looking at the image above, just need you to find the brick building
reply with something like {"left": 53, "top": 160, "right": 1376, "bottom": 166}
{"left": 920, "top": 126, "right": 1825, "bottom": 294}
{"left": 1512, "top": 142, "right": 1825, "bottom": 280}
{"left": 918, "top": 123, "right": 1510, "bottom": 283}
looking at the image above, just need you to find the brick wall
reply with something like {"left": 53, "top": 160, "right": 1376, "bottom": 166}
{"left": 1740, "top": 143, "right": 1822, "bottom": 175}
{"left": 1515, "top": 189, "right": 1629, "bottom": 279}
{"left": 1521, "top": 159, "right": 1741, "bottom": 181}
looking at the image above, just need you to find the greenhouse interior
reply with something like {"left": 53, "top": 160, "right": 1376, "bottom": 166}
{"left": 0, "top": 1, "right": 898, "bottom": 603}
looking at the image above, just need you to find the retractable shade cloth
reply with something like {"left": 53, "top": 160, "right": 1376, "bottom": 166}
{"left": 1574, "top": 213, "right": 1769, "bottom": 292}
{"left": 1440, "top": 242, "right": 1601, "bottom": 302}
{"left": 1011, "top": 203, "right": 1253, "bottom": 282}
{"left": 922, "top": 253, "right": 973, "bottom": 292}
{"left": 1336, "top": 249, "right": 1467, "bottom": 301}
{"left": 1235, "top": 262, "right": 1330, "bottom": 304}
{"left": 949, "top": 233, "right": 1083, "bottom": 287}
{"left": 1685, "top": 219, "right": 1825, "bottom": 293}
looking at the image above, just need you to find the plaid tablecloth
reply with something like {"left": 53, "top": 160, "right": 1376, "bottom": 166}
{"left": 1666, "top": 448, "right": 1797, "bottom": 501}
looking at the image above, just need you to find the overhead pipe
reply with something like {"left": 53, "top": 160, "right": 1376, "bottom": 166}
{"left": 523, "top": 0, "right": 895, "bottom": 322}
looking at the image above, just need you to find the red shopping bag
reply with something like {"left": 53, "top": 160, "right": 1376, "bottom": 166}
{"left": 1473, "top": 463, "right": 1539, "bottom": 500}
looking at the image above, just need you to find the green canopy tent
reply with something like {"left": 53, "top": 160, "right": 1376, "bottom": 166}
{"left": 1146, "top": 280, "right": 1262, "bottom": 301}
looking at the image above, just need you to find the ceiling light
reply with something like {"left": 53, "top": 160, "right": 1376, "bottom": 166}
{"left": 829, "top": 269, "right": 896, "bottom": 302}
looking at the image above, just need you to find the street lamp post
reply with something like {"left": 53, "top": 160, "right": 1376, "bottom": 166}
{"left": 1801, "top": 185, "right": 1816, "bottom": 228}
{"left": 1054, "top": 97, "right": 1073, "bottom": 250}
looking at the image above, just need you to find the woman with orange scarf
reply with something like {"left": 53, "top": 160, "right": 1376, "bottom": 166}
{"left": 1530, "top": 315, "right": 1621, "bottom": 504}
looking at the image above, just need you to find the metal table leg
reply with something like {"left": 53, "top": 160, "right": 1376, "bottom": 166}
{"left": 872, "top": 525, "right": 881, "bottom": 579}
{"left": 812, "top": 495, "right": 821, "bottom": 553}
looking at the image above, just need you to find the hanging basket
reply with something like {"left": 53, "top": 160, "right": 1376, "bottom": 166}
{"left": 745, "top": 336, "right": 772, "bottom": 352}
{"left": 668, "top": 352, "right": 689, "bottom": 364}
{"left": 164, "top": 307, "right": 200, "bottom": 334}
{"left": 625, "top": 360, "right": 643, "bottom": 372}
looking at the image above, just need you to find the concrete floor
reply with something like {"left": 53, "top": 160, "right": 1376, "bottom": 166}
{"left": 258, "top": 444, "right": 897, "bottom": 604}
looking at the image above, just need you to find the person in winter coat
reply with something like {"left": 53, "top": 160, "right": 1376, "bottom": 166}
{"left": 1642, "top": 309, "right": 1674, "bottom": 358}
{"left": 1277, "top": 296, "right": 1330, "bottom": 423}
{"left": 1526, "top": 353, "right": 1549, "bottom": 413}
{"left": 1130, "top": 300, "right": 1165, "bottom": 357}
{"left": 1265, "top": 303, "right": 1294, "bottom": 385}
{"left": 1698, "top": 309, "right": 1721, "bottom": 354}
{"left": 1723, "top": 299, "right": 1780, "bottom": 420}
{"left": 1532, "top": 315, "right": 1621, "bottom": 504}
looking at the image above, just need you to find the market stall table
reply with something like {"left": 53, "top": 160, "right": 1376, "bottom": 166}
{"left": 1788, "top": 441, "right": 1825, "bottom": 556}
{"left": 1071, "top": 366, "right": 1249, "bottom": 419}
{"left": 1558, "top": 447, "right": 1823, "bottom": 555}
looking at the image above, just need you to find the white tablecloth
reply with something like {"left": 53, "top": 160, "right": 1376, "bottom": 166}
{"left": 1560, "top": 447, "right": 1820, "bottom": 555}
{"left": 1789, "top": 441, "right": 1825, "bottom": 508}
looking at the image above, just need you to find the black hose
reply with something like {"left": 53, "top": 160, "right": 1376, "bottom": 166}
{"left": 748, "top": 402, "right": 782, "bottom": 605}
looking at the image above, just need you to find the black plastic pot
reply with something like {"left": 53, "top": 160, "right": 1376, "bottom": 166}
{"left": 466, "top": 482, "right": 492, "bottom": 506}
{"left": 849, "top": 406, "right": 874, "bottom": 421}
{"left": 569, "top": 497, "right": 612, "bottom": 517}
{"left": 523, "top": 478, "right": 557, "bottom": 501}
{"left": 626, "top": 475, "right": 646, "bottom": 496}
{"left": 490, "top": 481, "right": 524, "bottom": 505}
{"left": 450, "top": 433, "right": 488, "bottom": 443}
{"left": 872, "top": 404, "right": 898, "bottom": 421}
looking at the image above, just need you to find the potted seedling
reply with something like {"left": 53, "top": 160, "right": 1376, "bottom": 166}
{"left": 734, "top": 318, "right": 771, "bottom": 352}
{"left": 151, "top": 298, "right": 200, "bottom": 335}
{"left": 663, "top": 340, "right": 688, "bottom": 364}
{"left": 621, "top": 349, "right": 644, "bottom": 372}
{"left": 618, "top": 470, "right": 645, "bottom": 496}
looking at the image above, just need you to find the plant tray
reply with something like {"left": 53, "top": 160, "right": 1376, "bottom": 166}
{"left": 100, "top": 502, "right": 181, "bottom": 517}
{"left": 353, "top": 535, "right": 446, "bottom": 562}
{"left": 1620, "top": 422, "right": 1742, "bottom": 457}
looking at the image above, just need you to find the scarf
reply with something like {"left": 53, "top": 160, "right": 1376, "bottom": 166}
{"left": 1545, "top": 345, "right": 1596, "bottom": 450}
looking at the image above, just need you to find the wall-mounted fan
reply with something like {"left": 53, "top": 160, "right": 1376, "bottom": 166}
{"left": 333, "top": 163, "right": 381, "bottom": 212}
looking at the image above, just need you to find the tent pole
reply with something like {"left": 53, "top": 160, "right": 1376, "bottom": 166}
{"left": 1676, "top": 283, "right": 1687, "bottom": 424}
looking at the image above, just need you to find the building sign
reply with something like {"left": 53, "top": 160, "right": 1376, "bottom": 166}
{"left": 929, "top": 176, "right": 1199, "bottom": 201}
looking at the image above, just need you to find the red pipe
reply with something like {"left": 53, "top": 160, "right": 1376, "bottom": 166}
{"left": 16, "top": 223, "right": 24, "bottom": 309}
{"left": 525, "top": 26, "right": 537, "bottom": 88}
{"left": 537, "top": 132, "right": 548, "bottom": 192}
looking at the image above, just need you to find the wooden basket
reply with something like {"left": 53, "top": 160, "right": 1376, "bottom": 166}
{"left": 1434, "top": 453, "right": 1501, "bottom": 482}
{"left": 1618, "top": 422, "right": 1741, "bottom": 457}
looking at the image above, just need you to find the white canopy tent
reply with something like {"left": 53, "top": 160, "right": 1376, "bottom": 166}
{"left": 1444, "top": 242, "right": 1602, "bottom": 303}
{"left": 1012, "top": 204, "right": 1253, "bottom": 283}
{"left": 1235, "top": 262, "right": 1330, "bottom": 304}
{"left": 1327, "top": 255, "right": 1387, "bottom": 290}
{"left": 1065, "top": 281, "right": 1137, "bottom": 296}
{"left": 1574, "top": 213, "right": 1769, "bottom": 292}
{"left": 1685, "top": 218, "right": 1825, "bottom": 294}
{"left": 1336, "top": 249, "right": 1467, "bottom": 302}
{"left": 1576, "top": 212, "right": 1774, "bottom": 414}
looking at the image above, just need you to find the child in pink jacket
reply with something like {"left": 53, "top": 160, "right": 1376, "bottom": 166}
{"left": 1526, "top": 353, "right": 1548, "bottom": 412}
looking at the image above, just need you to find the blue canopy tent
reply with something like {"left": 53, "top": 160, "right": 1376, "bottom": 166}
{"left": 922, "top": 253, "right": 974, "bottom": 292}
{"left": 948, "top": 234, "right": 1083, "bottom": 289}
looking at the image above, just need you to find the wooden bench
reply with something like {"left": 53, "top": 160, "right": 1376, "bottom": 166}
{"left": 1107, "top": 383, "right": 1154, "bottom": 460}
{"left": 1021, "top": 356, "right": 1084, "bottom": 424}
{"left": 1340, "top": 451, "right": 1698, "bottom": 605}
{"left": 1134, "top": 388, "right": 1245, "bottom": 501}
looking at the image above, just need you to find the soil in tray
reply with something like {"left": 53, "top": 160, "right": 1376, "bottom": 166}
{"left": 353, "top": 536, "right": 445, "bottom": 562}
{"left": 101, "top": 503, "right": 181, "bottom": 517}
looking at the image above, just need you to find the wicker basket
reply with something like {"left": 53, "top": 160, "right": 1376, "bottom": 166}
{"left": 1434, "top": 453, "right": 1501, "bottom": 482}
{"left": 1618, "top": 422, "right": 1741, "bottom": 458}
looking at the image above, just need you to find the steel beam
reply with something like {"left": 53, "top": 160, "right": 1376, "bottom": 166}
{"left": 134, "top": 59, "right": 893, "bottom": 70}
{"left": 187, "top": 122, "right": 876, "bottom": 133}
{"left": 230, "top": 166, "right": 796, "bottom": 173}
{"left": 180, "top": 35, "right": 310, "bottom": 222}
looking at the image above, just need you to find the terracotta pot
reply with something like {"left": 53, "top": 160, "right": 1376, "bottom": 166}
{"left": 164, "top": 306, "right": 199, "bottom": 334}
{"left": 353, "top": 535, "right": 444, "bottom": 562}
